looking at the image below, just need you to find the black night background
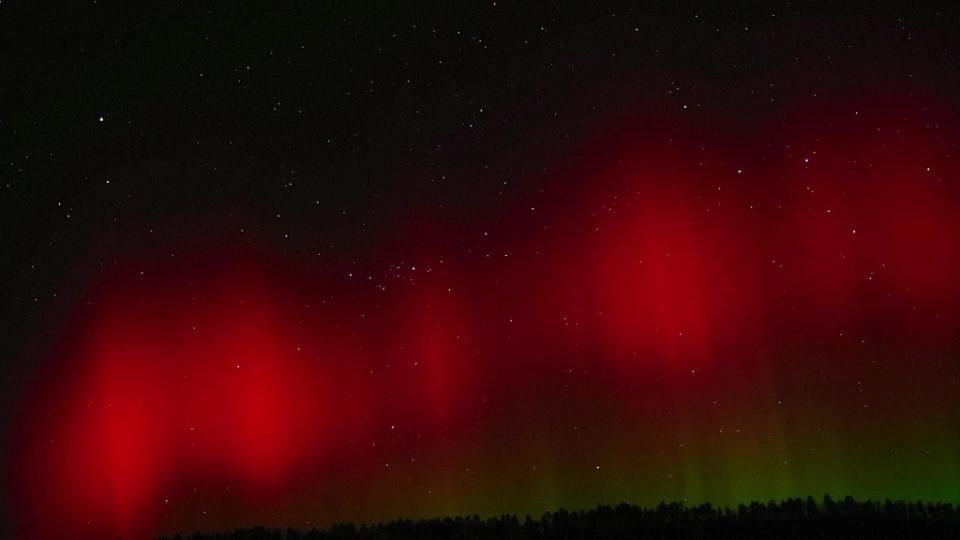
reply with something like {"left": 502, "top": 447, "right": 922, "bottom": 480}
{"left": 2, "top": 2, "right": 960, "bottom": 539}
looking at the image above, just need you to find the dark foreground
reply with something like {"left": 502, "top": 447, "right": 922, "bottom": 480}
{"left": 160, "top": 497, "right": 960, "bottom": 539}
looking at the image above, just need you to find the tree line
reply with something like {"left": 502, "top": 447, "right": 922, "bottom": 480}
{"left": 160, "top": 496, "right": 960, "bottom": 539}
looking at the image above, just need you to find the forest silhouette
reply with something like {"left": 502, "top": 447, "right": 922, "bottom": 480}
{"left": 159, "top": 497, "right": 960, "bottom": 539}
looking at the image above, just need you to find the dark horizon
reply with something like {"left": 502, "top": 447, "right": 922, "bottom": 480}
{"left": 157, "top": 497, "right": 960, "bottom": 539}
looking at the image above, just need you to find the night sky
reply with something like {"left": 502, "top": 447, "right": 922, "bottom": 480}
{"left": 3, "top": 3, "right": 960, "bottom": 539}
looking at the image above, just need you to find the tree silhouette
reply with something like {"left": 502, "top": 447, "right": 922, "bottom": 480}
{"left": 158, "top": 497, "right": 960, "bottom": 540}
